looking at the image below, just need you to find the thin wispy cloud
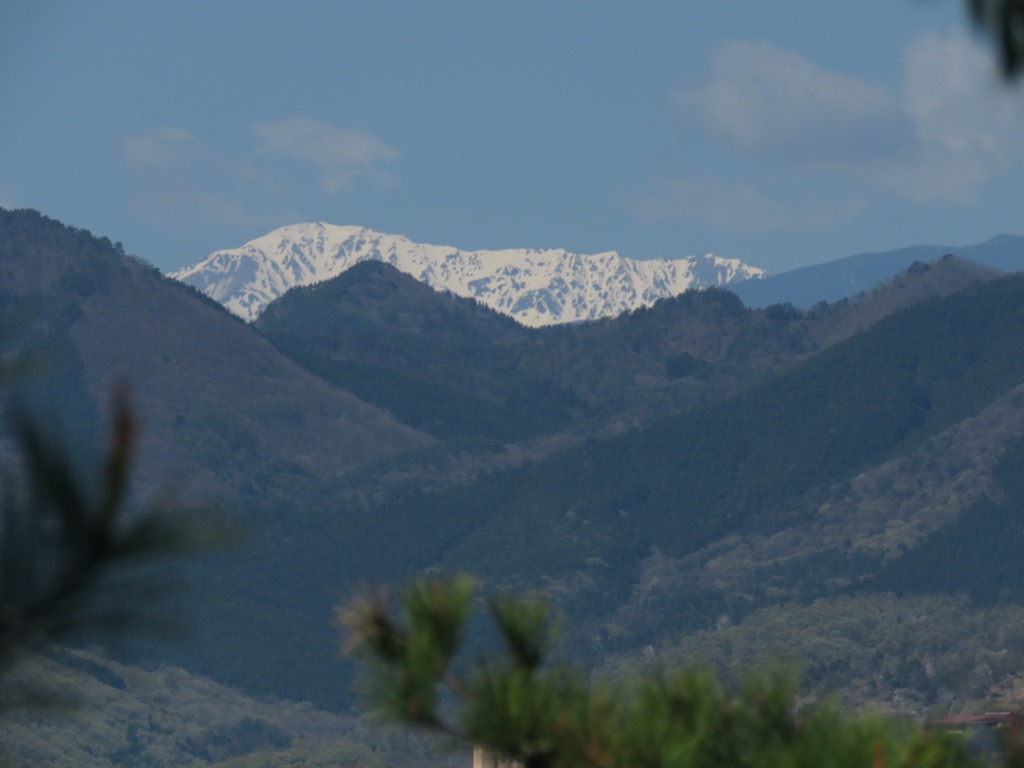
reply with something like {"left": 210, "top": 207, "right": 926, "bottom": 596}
{"left": 116, "top": 127, "right": 264, "bottom": 231}
{"left": 253, "top": 117, "right": 397, "bottom": 193}
{"left": 889, "top": 29, "right": 1024, "bottom": 201}
{"left": 679, "top": 41, "right": 914, "bottom": 169}
{"left": 117, "top": 119, "right": 398, "bottom": 232}
{"left": 119, "top": 127, "right": 215, "bottom": 173}
{"left": 646, "top": 30, "right": 1024, "bottom": 232}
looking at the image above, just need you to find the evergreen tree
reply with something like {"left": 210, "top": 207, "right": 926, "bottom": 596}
{"left": 0, "top": 383, "right": 229, "bottom": 709}
{"left": 341, "top": 576, "right": 999, "bottom": 768}
{"left": 968, "top": 0, "right": 1024, "bottom": 78}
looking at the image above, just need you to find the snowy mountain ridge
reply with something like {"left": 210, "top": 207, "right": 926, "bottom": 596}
{"left": 171, "top": 222, "right": 766, "bottom": 327}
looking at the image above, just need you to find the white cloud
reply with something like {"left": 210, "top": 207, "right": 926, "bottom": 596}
{"left": 117, "top": 119, "right": 399, "bottom": 233}
{"left": 680, "top": 41, "right": 914, "bottom": 168}
{"left": 650, "top": 31, "right": 1024, "bottom": 230}
{"left": 118, "top": 127, "right": 213, "bottom": 172}
{"left": 253, "top": 117, "right": 396, "bottom": 193}
{"left": 903, "top": 31, "right": 1007, "bottom": 153}
{"left": 885, "top": 29, "right": 1024, "bottom": 200}
{"left": 117, "top": 127, "right": 266, "bottom": 231}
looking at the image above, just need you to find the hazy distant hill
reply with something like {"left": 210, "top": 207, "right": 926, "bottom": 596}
{"left": 172, "top": 222, "right": 765, "bottom": 326}
{"left": 729, "top": 233, "right": 1024, "bottom": 308}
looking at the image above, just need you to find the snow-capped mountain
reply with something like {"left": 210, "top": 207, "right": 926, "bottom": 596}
{"left": 171, "top": 223, "right": 766, "bottom": 327}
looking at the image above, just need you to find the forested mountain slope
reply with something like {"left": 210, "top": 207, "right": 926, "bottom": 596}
{"left": 310, "top": 273, "right": 1024, "bottom": 713}
{"left": 255, "top": 262, "right": 578, "bottom": 443}
{"left": 5, "top": 207, "right": 1024, "bottom": 721}
{"left": 0, "top": 209, "right": 433, "bottom": 500}
{"left": 356, "top": 272, "right": 1024, "bottom": 576}
{"left": 0, "top": 209, "right": 436, "bottom": 707}
{"left": 258, "top": 252, "right": 997, "bottom": 448}
{"left": 254, "top": 262, "right": 1024, "bottom": 711}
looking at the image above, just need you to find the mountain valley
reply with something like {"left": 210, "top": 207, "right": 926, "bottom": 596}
{"left": 4, "top": 207, "right": 1024, "bottom": 766}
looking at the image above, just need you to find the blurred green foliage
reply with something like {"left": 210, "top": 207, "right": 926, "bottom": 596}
{"left": 343, "top": 576, "right": 996, "bottom": 768}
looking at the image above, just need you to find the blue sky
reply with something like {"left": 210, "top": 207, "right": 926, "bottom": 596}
{"left": 2, "top": 1, "right": 1022, "bottom": 275}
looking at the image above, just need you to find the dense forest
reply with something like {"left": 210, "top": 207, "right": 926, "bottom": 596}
{"left": 3, "top": 207, "right": 1024, "bottom": 766}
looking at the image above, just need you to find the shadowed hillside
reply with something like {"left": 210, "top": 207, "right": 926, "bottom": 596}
{"left": 4, "top": 207, "right": 1024, "bottom": 721}
{"left": 0, "top": 209, "right": 434, "bottom": 498}
{"left": 259, "top": 251, "right": 1003, "bottom": 444}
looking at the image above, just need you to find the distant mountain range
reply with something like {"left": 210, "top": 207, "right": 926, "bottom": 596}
{"left": 729, "top": 234, "right": 1024, "bottom": 308}
{"left": 172, "top": 224, "right": 1024, "bottom": 325}
{"left": 9, "top": 206, "right": 1024, "bottom": 765}
{"left": 171, "top": 222, "right": 765, "bottom": 326}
